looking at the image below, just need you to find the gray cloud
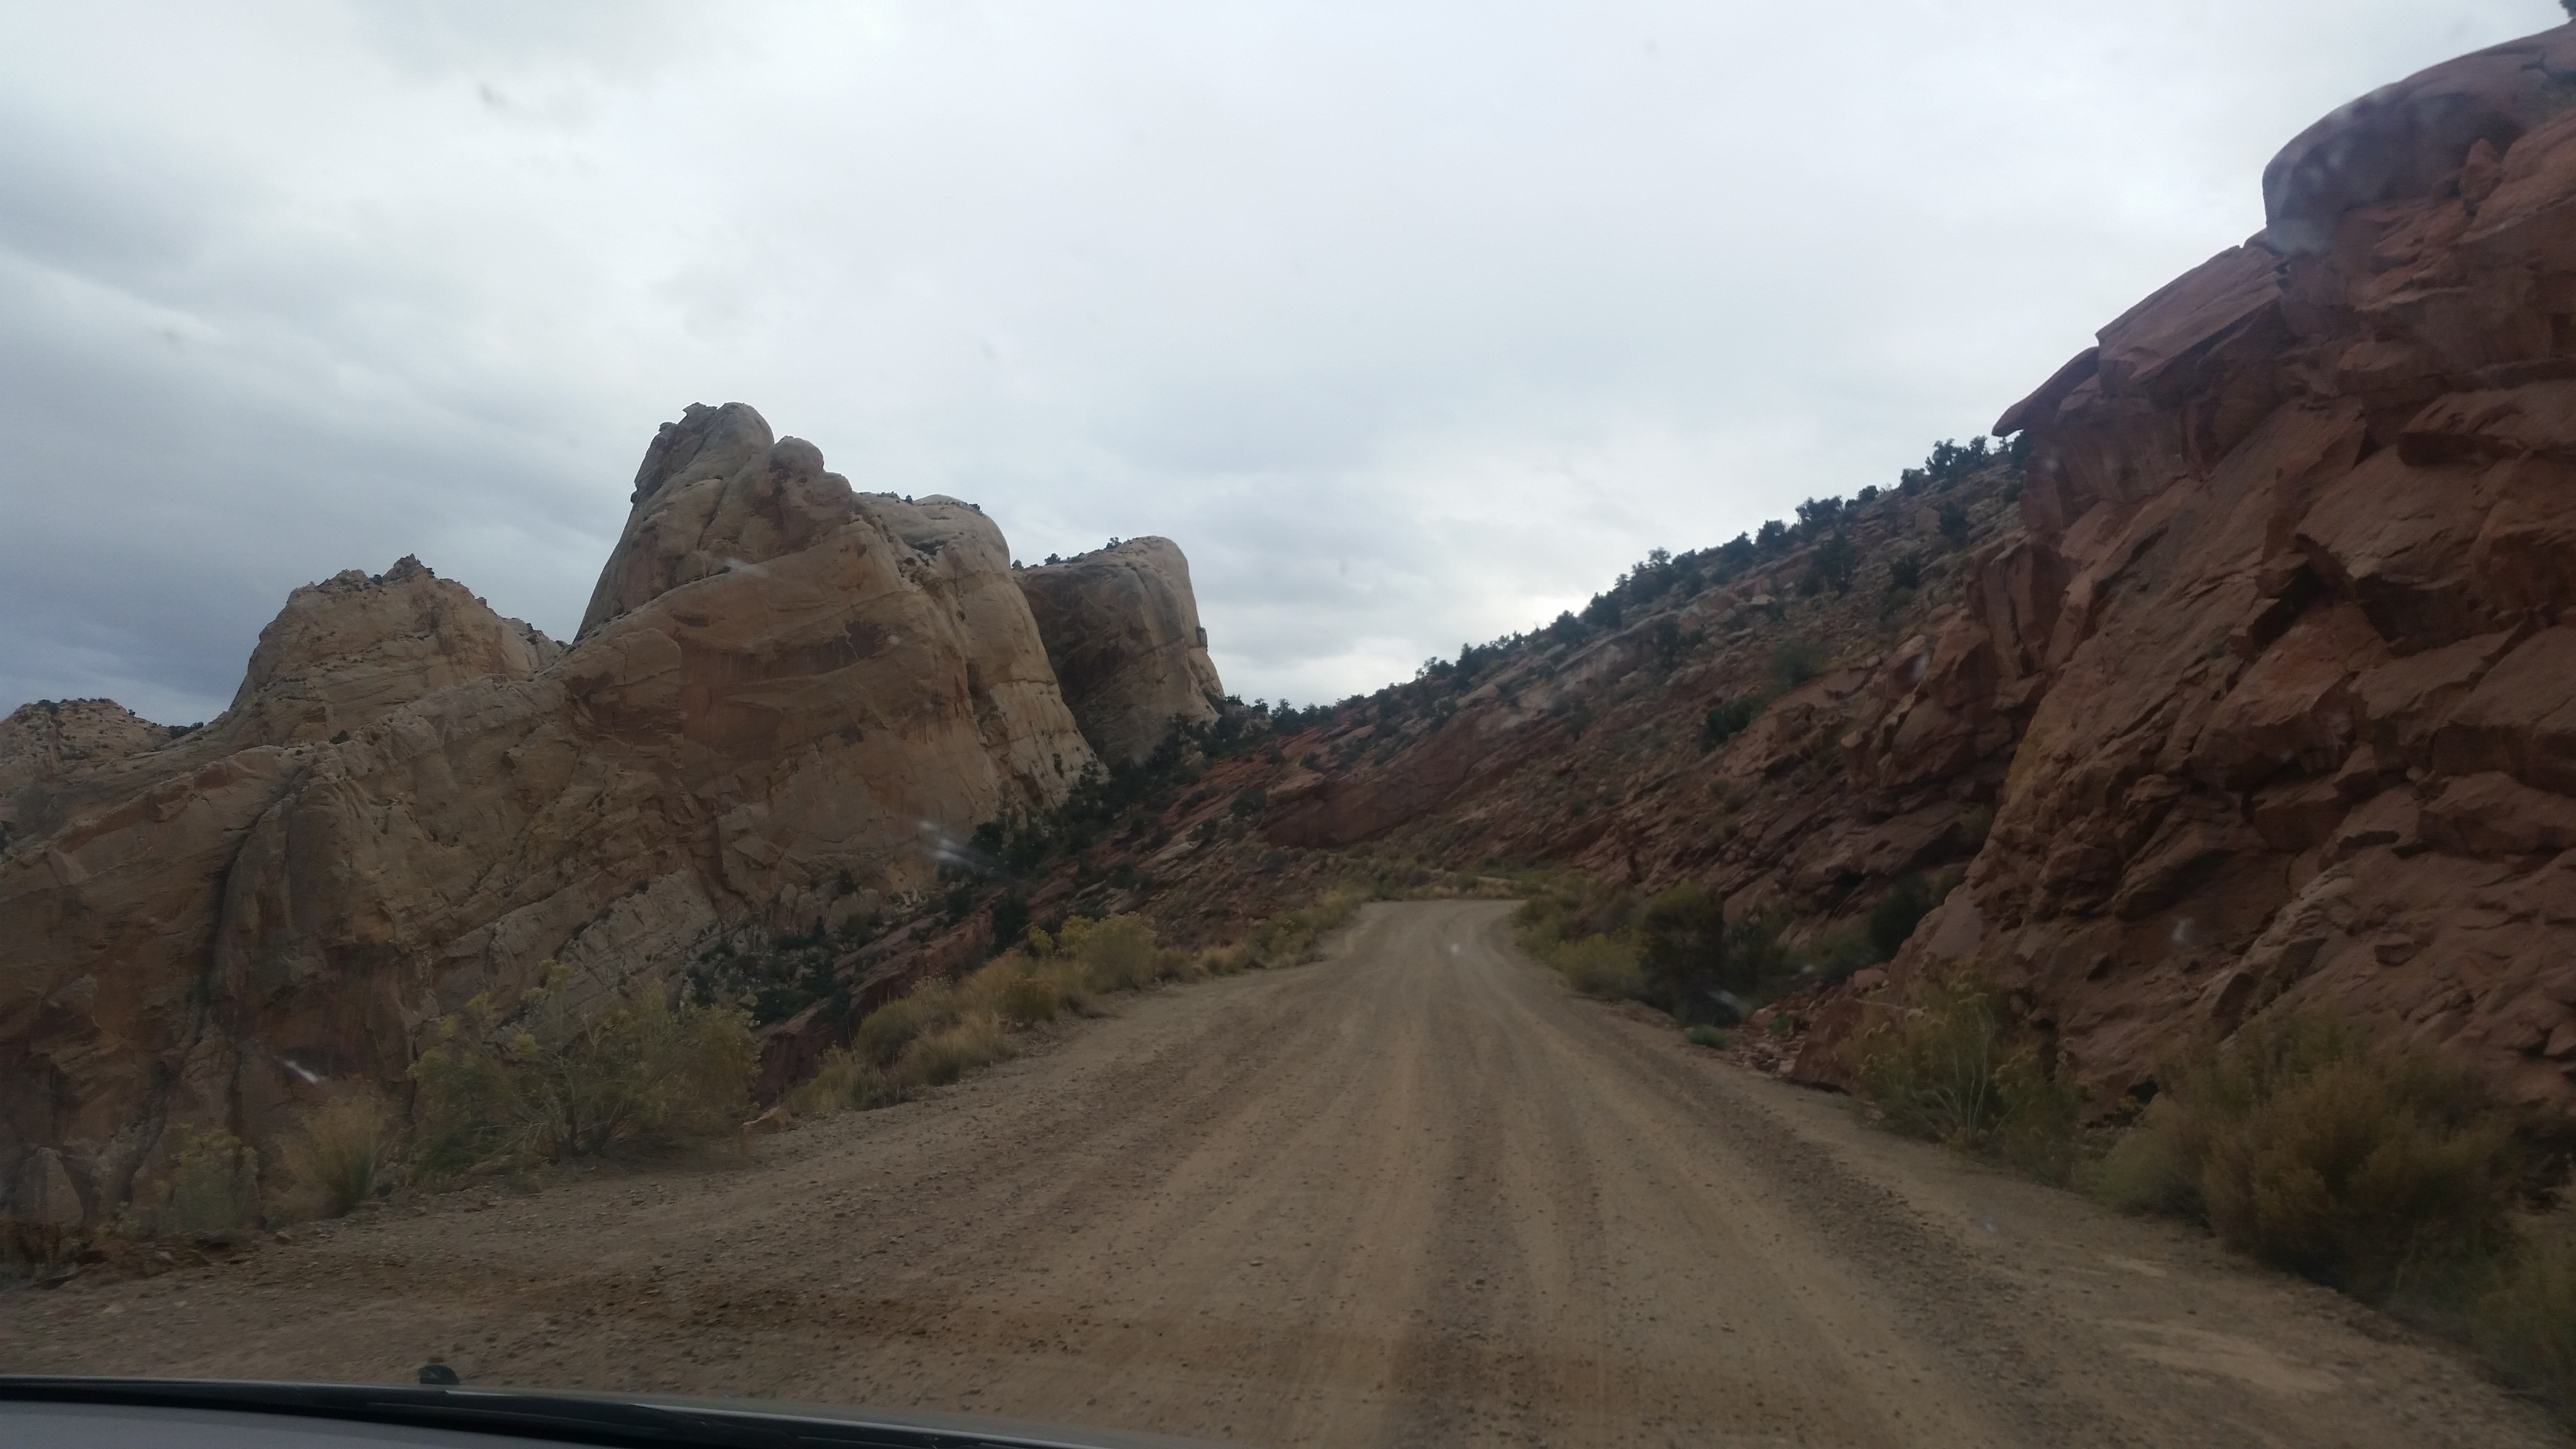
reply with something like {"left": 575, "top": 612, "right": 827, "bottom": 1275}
{"left": 0, "top": 0, "right": 2554, "bottom": 722}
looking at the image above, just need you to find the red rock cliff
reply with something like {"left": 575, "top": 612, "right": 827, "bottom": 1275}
{"left": 1897, "top": 26, "right": 2576, "bottom": 1109}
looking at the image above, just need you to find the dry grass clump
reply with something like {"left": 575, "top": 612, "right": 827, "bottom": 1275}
{"left": 855, "top": 979, "right": 958, "bottom": 1067}
{"left": 784, "top": 1047, "right": 908, "bottom": 1114}
{"left": 1849, "top": 968, "right": 2081, "bottom": 1183}
{"left": 896, "top": 1012, "right": 1016, "bottom": 1086}
{"left": 1050, "top": 913, "right": 1164, "bottom": 991}
{"left": 1546, "top": 934, "right": 1647, "bottom": 1000}
{"left": 1513, "top": 882, "right": 1648, "bottom": 1001}
{"left": 410, "top": 964, "right": 757, "bottom": 1178}
{"left": 2091, "top": 1013, "right": 2517, "bottom": 1303}
{"left": 2477, "top": 1210, "right": 2576, "bottom": 1411}
{"left": 277, "top": 1091, "right": 394, "bottom": 1218}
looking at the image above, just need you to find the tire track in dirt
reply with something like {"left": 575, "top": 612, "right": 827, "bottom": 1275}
{"left": 1, "top": 901, "right": 2554, "bottom": 1448}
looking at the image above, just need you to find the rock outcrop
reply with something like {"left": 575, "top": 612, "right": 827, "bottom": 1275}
{"left": 1016, "top": 539, "right": 1224, "bottom": 766}
{"left": 1888, "top": 25, "right": 2576, "bottom": 1107}
{"left": 1116, "top": 25, "right": 2576, "bottom": 1118}
{"left": 0, "top": 403, "right": 1130, "bottom": 1224}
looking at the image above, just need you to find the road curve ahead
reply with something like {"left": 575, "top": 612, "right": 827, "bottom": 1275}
{"left": 1, "top": 901, "right": 2551, "bottom": 1448}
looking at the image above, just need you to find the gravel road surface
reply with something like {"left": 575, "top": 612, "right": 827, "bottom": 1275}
{"left": 2, "top": 901, "right": 2553, "bottom": 1447}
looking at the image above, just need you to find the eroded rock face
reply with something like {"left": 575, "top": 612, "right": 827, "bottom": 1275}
{"left": 1016, "top": 538, "right": 1224, "bottom": 766}
{"left": 0, "top": 700, "right": 182, "bottom": 853}
{"left": 0, "top": 403, "right": 1102, "bottom": 1222}
{"left": 1897, "top": 24, "right": 2576, "bottom": 1108}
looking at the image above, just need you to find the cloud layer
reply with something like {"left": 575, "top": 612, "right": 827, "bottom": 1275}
{"left": 0, "top": 0, "right": 2553, "bottom": 722}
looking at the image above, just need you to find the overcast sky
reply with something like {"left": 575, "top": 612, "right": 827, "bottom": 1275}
{"left": 1, "top": 1, "right": 2556, "bottom": 724}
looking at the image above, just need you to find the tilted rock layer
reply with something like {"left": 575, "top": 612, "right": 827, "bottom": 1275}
{"left": 1111, "top": 26, "right": 2576, "bottom": 1117}
{"left": 1894, "top": 26, "right": 2576, "bottom": 1106}
{"left": 0, "top": 403, "right": 1217, "bottom": 1222}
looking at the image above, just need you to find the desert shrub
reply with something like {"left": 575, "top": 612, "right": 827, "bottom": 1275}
{"left": 409, "top": 966, "right": 756, "bottom": 1174}
{"left": 1886, "top": 552, "right": 1923, "bottom": 592}
{"left": 2091, "top": 1014, "right": 2516, "bottom": 1302}
{"left": 1851, "top": 969, "right": 2080, "bottom": 1182}
{"left": 1063, "top": 913, "right": 1160, "bottom": 991}
{"left": 1685, "top": 1025, "right": 1731, "bottom": 1050}
{"left": 412, "top": 1002, "right": 526, "bottom": 1176}
{"left": 896, "top": 1013, "right": 1014, "bottom": 1087}
{"left": 1768, "top": 639, "right": 1827, "bottom": 690}
{"left": 1938, "top": 500, "right": 1971, "bottom": 547}
{"left": 1238, "top": 886, "right": 1363, "bottom": 968}
{"left": 1546, "top": 934, "right": 1646, "bottom": 1000}
{"left": 995, "top": 969, "right": 1067, "bottom": 1025}
{"left": 1638, "top": 884, "right": 1729, "bottom": 1018}
{"left": 2477, "top": 1212, "right": 2576, "bottom": 1411}
{"left": 784, "top": 1047, "right": 908, "bottom": 1115}
{"left": 799, "top": 890, "right": 1354, "bottom": 1110}
{"left": 1650, "top": 615, "right": 1684, "bottom": 670}
{"left": 122, "top": 1126, "right": 262, "bottom": 1237}
{"left": 522, "top": 980, "right": 754, "bottom": 1159}
{"left": 1867, "top": 874, "right": 1935, "bottom": 961}
{"left": 989, "top": 893, "right": 1031, "bottom": 950}
{"left": 279, "top": 1091, "right": 393, "bottom": 1218}
{"left": 856, "top": 979, "right": 960, "bottom": 1067}
{"left": 1804, "top": 530, "right": 1858, "bottom": 595}
{"left": 1723, "top": 911, "right": 1790, "bottom": 993}
{"left": 1699, "top": 697, "right": 1760, "bottom": 752}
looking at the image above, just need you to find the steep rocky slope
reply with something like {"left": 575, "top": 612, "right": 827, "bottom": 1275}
{"left": 1894, "top": 25, "right": 2576, "bottom": 1109}
{"left": 0, "top": 403, "right": 1221, "bottom": 1225}
{"left": 1020, "top": 24, "right": 2576, "bottom": 1120}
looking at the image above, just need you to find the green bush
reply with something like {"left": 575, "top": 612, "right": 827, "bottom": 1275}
{"left": 1685, "top": 1025, "right": 1730, "bottom": 1050}
{"left": 1805, "top": 530, "right": 1858, "bottom": 595}
{"left": 409, "top": 966, "right": 757, "bottom": 1175}
{"left": 1768, "top": 639, "right": 1827, "bottom": 690}
{"left": 1638, "top": 884, "right": 1729, "bottom": 1017}
{"left": 2091, "top": 1014, "right": 2516, "bottom": 1302}
{"left": 1850, "top": 970, "right": 2080, "bottom": 1182}
{"left": 895, "top": 1013, "right": 1014, "bottom": 1086}
{"left": 1699, "top": 697, "right": 1760, "bottom": 752}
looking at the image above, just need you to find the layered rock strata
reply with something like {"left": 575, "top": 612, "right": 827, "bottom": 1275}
{"left": 1885, "top": 26, "right": 2576, "bottom": 1106}
{"left": 0, "top": 403, "right": 1134, "bottom": 1223}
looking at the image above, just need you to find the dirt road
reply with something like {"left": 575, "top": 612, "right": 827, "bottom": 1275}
{"left": 1, "top": 902, "right": 2553, "bottom": 1447}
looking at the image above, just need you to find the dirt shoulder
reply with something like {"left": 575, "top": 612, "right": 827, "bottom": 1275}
{"left": 0, "top": 902, "right": 2553, "bottom": 1448}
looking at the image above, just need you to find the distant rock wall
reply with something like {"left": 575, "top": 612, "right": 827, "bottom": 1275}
{"left": 1017, "top": 538, "right": 1224, "bottom": 767}
{"left": 0, "top": 402, "right": 1135, "bottom": 1224}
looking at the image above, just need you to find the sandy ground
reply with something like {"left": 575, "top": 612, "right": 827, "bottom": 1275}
{"left": 2, "top": 901, "right": 2557, "bottom": 1448}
